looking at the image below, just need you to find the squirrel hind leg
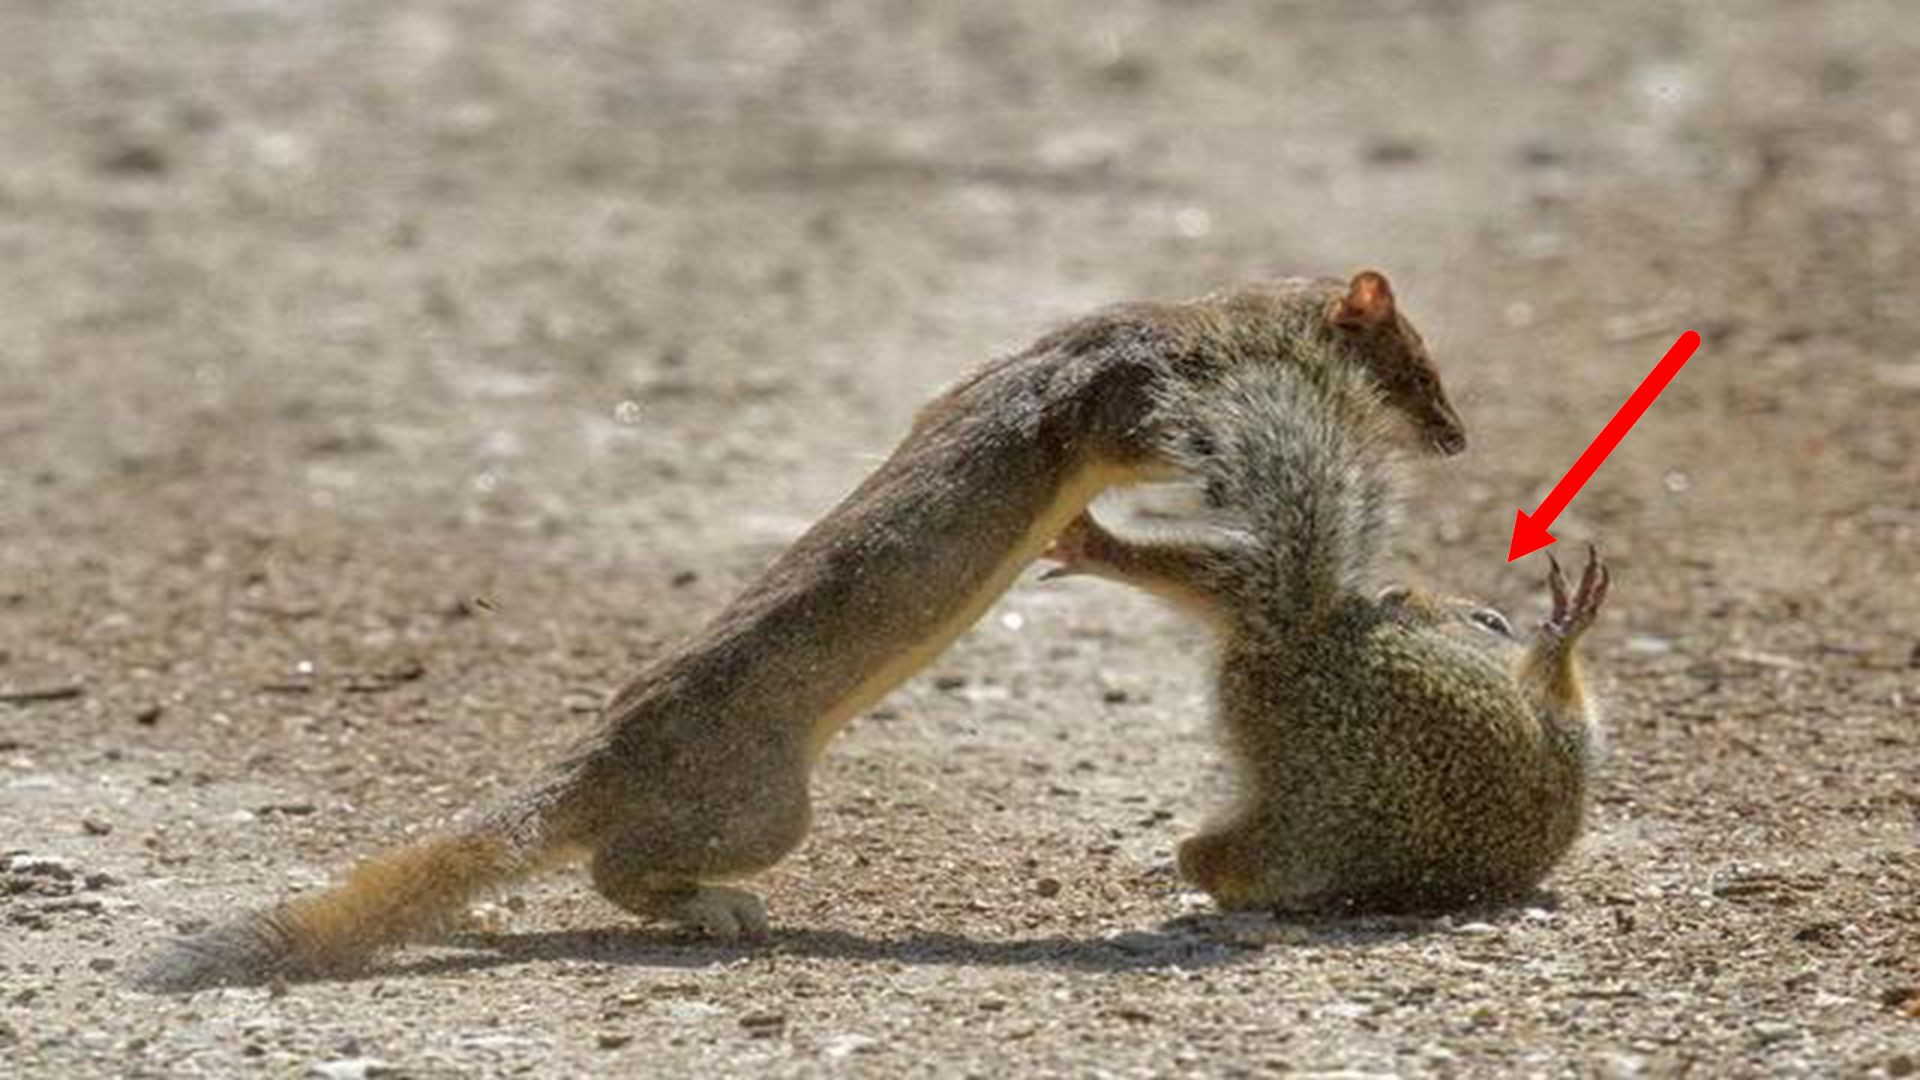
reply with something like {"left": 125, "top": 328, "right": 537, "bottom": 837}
{"left": 1178, "top": 825, "right": 1321, "bottom": 912}
{"left": 1182, "top": 819, "right": 1381, "bottom": 916}
{"left": 594, "top": 875, "right": 769, "bottom": 941}
{"left": 586, "top": 802, "right": 806, "bottom": 942}
{"left": 589, "top": 863, "right": 771, "bottom": 942}
{"left": 1177, "top": 829, "right": 1255, "bottom": 908}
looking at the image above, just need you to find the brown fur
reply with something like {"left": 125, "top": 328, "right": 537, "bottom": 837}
{"left": 277, "top": 833, "right": 520, "bottom": 963}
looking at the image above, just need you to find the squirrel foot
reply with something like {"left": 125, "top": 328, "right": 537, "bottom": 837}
{"left": 595, "top": 874, "right": 773, "bottom": 942}
{"left": 666, "top": 885, "right": 771, "bottom": 942}
{"left": 1544, "top": 544, "right": 1610, "bottom": 640}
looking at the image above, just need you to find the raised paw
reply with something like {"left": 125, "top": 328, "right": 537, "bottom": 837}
{"left": 1544, "top": 544, "right": 1610, "bottom": 639}
{"left": 1039, "top": 510, "right": 1117, "bottom": 581}
{"left": 672, "top": 886, "right": 770, "bottom": 942}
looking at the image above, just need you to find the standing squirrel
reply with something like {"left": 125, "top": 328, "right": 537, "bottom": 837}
{"left": 1043, "top": 357, "right": 1608, "bottom": 914}
{"left": 134, "top": 271, "right": 1467, "bottom": 990}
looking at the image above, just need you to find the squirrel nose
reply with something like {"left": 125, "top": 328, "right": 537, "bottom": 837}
{"left": 1433, "top": 428, "right": 1468, "bottom": 455}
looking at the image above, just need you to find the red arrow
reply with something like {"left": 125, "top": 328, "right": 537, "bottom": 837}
{"left": 1508, "top": 329, "right": 1702, "bottom": 561}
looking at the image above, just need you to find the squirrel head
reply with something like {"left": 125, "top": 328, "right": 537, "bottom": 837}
{"left": 1374, "top": 585, "right": 1524, "bottom": 657}
{"left": 1327, "top": 271, "right": 1469, "bottom": 458}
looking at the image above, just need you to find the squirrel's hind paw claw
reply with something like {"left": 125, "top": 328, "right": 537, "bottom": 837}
{"left": 1577, "top": 550, "right": 1611, "bottom": 621}
{"left": 1546, "top": 552, "right": 1571, "bottom": 622}
{"left": 1544, "top": 545, "right": 1610, "bottom": 637}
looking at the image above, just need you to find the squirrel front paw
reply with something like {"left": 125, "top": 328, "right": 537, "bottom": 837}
{"left": 1544, "top": 544, "right": 1610, "bottom": 640}
{"left": 1040, "top": 510, "right": 1118, "bottom": 581}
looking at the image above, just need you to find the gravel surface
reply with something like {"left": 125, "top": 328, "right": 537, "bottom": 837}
{"left": 2, "top": 2, "right": 1916, "bottom": 1076}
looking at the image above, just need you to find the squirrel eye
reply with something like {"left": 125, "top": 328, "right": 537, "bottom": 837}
{"left": 1469, "top": 608, "right": 1513, "bottom": 638}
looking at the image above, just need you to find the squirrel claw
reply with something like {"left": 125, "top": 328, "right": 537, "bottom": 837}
{"left": 1040, "top": 510, "right": 1109, "bottom": 580}
{"left": 1544, "top": 544, "right": 1609, "bottom": 638}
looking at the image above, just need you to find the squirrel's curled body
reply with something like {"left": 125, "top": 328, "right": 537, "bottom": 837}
{"left": 1050, "top": 360, "right": 1607, "bottom": 913}
{"left": 1198, "top": 592, "right": 1597, "bottom": 912}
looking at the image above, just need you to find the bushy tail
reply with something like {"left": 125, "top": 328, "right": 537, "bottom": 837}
{"left": 1159, "top": 361, "right": 1403, "bottom": 609}
{"left": 132, "top": 818, "right": 550, "bottom": 992}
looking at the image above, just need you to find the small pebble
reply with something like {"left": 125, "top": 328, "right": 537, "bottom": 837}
{"left": 596, "top": 1032, "right": 632, "bottom": 1050}
{"left": 823, "top": 1033, "right": 879, "bottom": 1058}
{"left": 1751, "top": 1020, "right": 1797, "bottom": 1045}
{"left": 1105, "top": 930, "right": 1167, "bottom": 955}
{"left": 1033, "top": 877, "right": 1063, "bottom": 898}
{"left": 1362, "top": 136, "right": 1426, "bottom": 166}
{"left": 739, "top": 1011, "right": 787, "bottom": 1037}
{"left": 1626, "top": 635, "right": 1674, "bottom": 656}
{"left": 1516, "top": 135, "right": 1567, "bottom": 168}
{"left": 96, "top": 143, "right": 169, "bottom": 176}
{"left": 7, "top": 855, "right": 78, "bottom": 880}
{"left": 306, "top": 1059, "right": 393, "bottom": 1080}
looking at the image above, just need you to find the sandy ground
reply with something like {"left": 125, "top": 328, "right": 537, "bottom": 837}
{"left": 2, "top": 1, "right": 1917, "bottom": 1076}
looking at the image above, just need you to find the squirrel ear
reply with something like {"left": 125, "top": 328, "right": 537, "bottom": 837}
{"left": 1330, "top": 270, "right": 1397, "bottom": 329}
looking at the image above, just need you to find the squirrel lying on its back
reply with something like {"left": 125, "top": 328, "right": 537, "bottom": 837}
{"left": 1046, "top": 358, "right": 1608, "bottom": 913}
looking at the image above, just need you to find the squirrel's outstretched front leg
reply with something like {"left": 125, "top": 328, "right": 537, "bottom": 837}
{"left": 1520, "top": 544, "right": 1610, "bottom": 716}
{"left": 1041, "top": 511, "right": 1246, "bottom": 625}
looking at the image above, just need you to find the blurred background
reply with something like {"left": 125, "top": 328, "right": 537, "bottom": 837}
{"left": 2, "top": 2, "right": 1915, "bottom": 1075}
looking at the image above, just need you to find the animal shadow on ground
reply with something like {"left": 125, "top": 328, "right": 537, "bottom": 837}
{"left": 377, "top": 896, "right": 1558, "bottom": 983}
